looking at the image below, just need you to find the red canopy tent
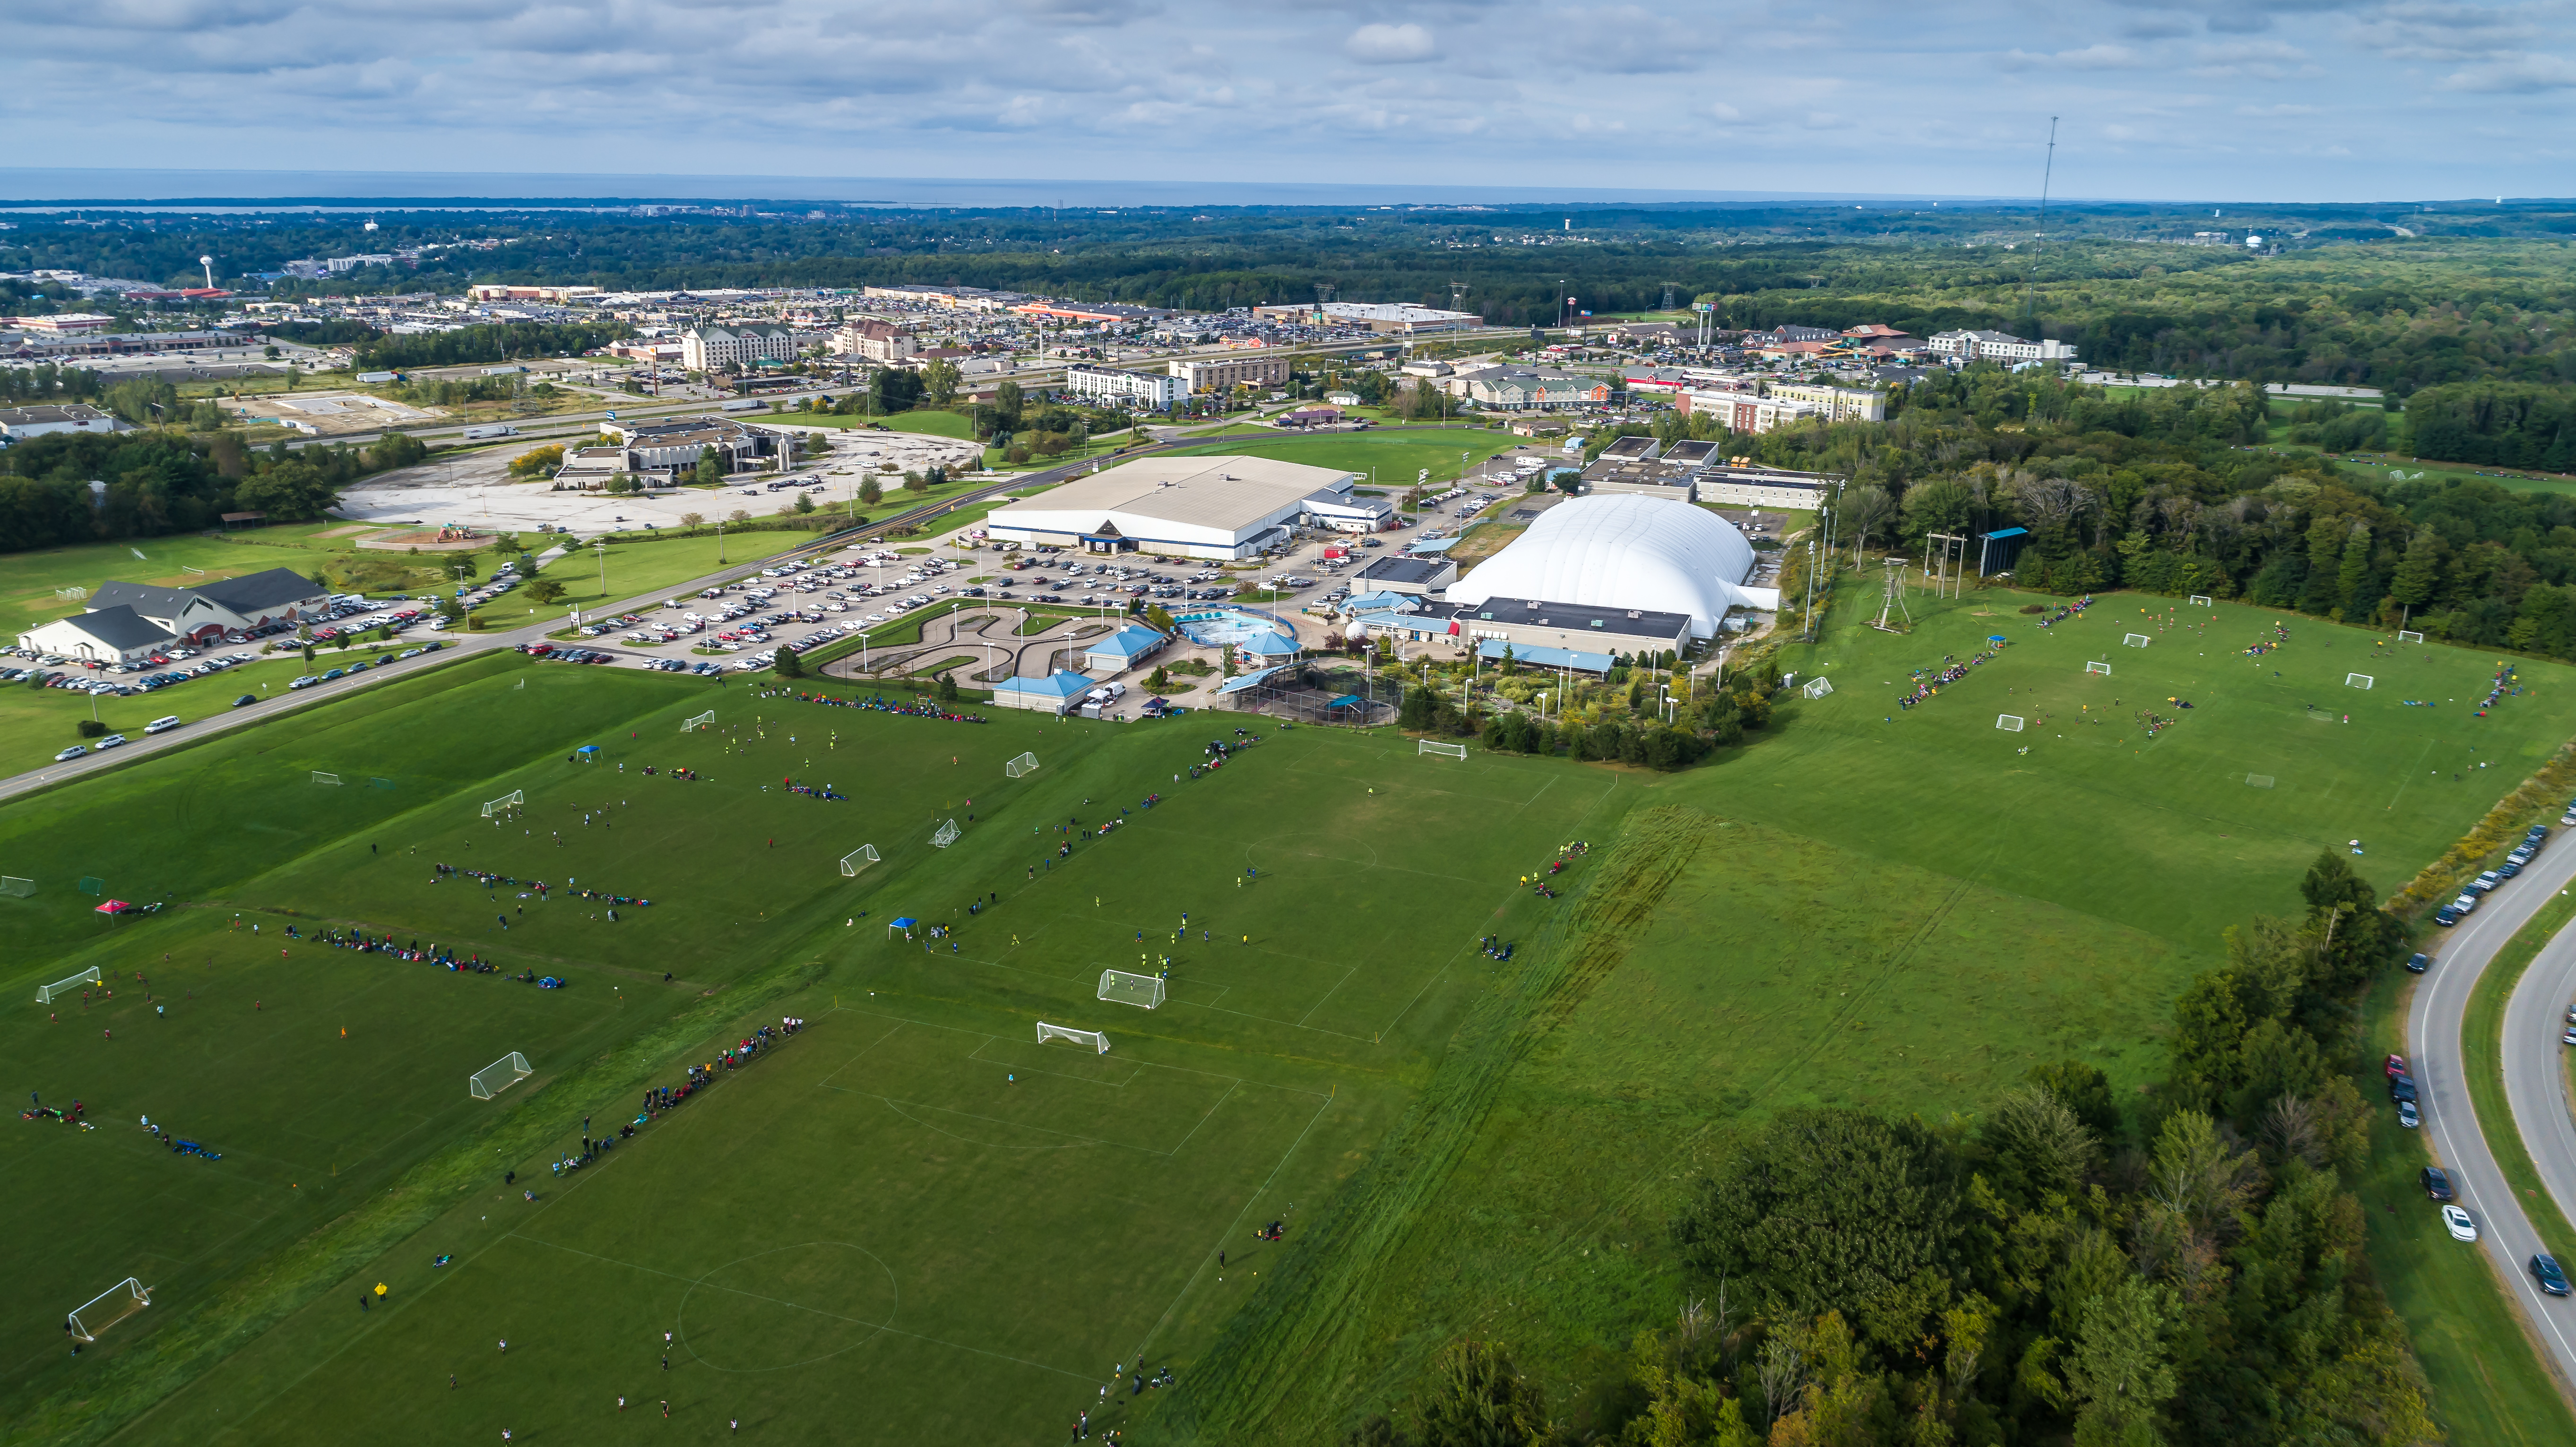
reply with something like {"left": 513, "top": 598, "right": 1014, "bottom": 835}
{"left": 94, "top": 900, "right": 131, "bottom": 914}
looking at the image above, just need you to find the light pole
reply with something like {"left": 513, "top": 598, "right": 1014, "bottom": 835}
{"left": 594, "top": 540, "right": 608, "bottom": 602}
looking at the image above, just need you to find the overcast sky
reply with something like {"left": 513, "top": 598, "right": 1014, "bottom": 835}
{"left": 6, "top": 0, "right": 2567, "bottom": 202}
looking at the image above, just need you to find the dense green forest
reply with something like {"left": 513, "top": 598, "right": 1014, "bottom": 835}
{"left": 349, "top": 320, "right": 632, "bottom": 370}
{"left": 1342, "top": 853, "right": 2428, "bottom": 1447}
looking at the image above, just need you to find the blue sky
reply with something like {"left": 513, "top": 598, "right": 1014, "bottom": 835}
{"left": 6, "top": 0, "right": 2567, "bottom": 201}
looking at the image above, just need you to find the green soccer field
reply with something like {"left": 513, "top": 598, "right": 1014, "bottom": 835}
{"left": 0, "top": 657, "right": 1644, "bottom": 1444}
{"left": 1162, "top": 429, "right": 1522, "bottom": 491}
{"left": 9, "top": 578, "right": 2574, "bottom": 1445}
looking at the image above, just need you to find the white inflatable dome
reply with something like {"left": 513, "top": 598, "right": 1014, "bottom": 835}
{"left": 1447, "top": 494, "right": 1774, "bottom": 638}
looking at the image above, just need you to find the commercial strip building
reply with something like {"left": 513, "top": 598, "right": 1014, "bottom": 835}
{"left": 0, "top": 404, "right": 135, "bottom": 440}
{"left": 1695, "top": 463, "right": 1834, "bottom": 511}
{"left": 466, "top": 285, "right": 602, "bottom": 303}
{"left": 1063, "top": 362, "right": 1186, "bottom": 409}
{"left": 985, "top": 454, "right": 1360, "bottom": 560}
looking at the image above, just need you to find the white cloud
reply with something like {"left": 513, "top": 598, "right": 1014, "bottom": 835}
{"left": 1996, "top": 43, "right": 2150, "bottom": 70}
{"left": 2439, "top": 52, "right": 2576, "bottom": 89}
{"left": 1344, "top": 22, "right": 1437, "bottom": 63}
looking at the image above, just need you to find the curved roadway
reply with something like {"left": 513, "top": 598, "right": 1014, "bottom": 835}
{"left": 2410, "top": 852, "right": 2576, "bottom": 1382}
{"left": 2505, "top": 890, "right": 2576, "bottom": 1283}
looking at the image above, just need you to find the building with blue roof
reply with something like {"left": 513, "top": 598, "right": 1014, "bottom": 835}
{"left": 1475, "top": 638, "right": 1617, "bottom": 675}
{"left": 991, "top": 671, "right": 1096, "bottom": 714}
{"left": 1237, "top": 630, "right": 1302, "bottom": 665}
{"left": 1083, "top": 624, "right": 1169, "bottom": 673}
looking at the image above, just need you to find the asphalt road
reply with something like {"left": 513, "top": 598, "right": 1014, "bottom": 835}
{"left": 2409, "top": 846, "right": 2576, "bottom": 1382}
{"left": 2503, "top": 870, "right": 2576, "bottom": 1264}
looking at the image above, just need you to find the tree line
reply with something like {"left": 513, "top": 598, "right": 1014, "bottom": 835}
{"left": 1349, "top": 851, "right": 2430, "bottom": 1447}
{"left": 0, "top": 429, "right": 425, "bottom": 553}
{"left": 349, "top": 321, "right": 632, "bottom": 370}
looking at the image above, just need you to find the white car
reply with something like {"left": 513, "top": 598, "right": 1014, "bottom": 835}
{"left": 2443, "top": 1204, "right": 2479, "bottom": 1241}
{"left": 96, "top": 733, "right": 128, "bottom": 749}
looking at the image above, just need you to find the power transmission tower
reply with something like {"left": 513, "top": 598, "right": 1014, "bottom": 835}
{"left": 2022, "top": 117, "right": 2058, "bottom": 328}
{"left": 1660, "top": 282, "right": 1675, "bottom": 311}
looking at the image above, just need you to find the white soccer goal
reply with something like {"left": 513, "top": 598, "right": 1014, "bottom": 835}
{"left": 1801, "top": 676, "right": 1834, "bottom": 699}
{"left": 480, "top": 789, "right": 524, "bottom": 818}
{"left": 931, "top": 818, "right": 961, "bottom": 848}
{"left": 67, "top": 1278, "right": 150, "bottom": 1342}
{"left": 2398, "top": 630, "right": 2424, "bottom": 643}
{"left": 2245, "top": 774, "right": 2274, "bottom": 788}
{"left": 2188, "top": 595, "right": 2213, "bottom": 606}
{"left": 1097, "top": 969, "right": 1166, "bottom": 1010}
{"left": 469, "top": 1052, "right": 533, "bottom": 1100}
{"left": 1006, "top": 751, "right": 1040, "bottom": 778}
{"left": 1418, "top": 739, "right": 1468, "bottom": 759}
{"left": 683, "top": 711, "right": 715, "bottom": 732}
{"left": 37, "top": 966, "right": 100, "bottom": 1003}
{"left": 0, "top": 875, "right": 32, "bottom": 898}
{"left": 2346, "top": 673, "right": 2374, "bottom": 689}
{"left": 1037, "top": 1021, "right": 1111, "bottom": 1053}
{"left": 2123, "top": 633, "right": 2152, "bottom": 648}
{"left": 54, "top": 586, "right": 88, "bottom": 602}
{"left": 2085, "top": 661, "right": 2114, "bottom": 677}
{"left": 311, "top": 771, "right": 342, "bottom": 786}
{"left": 1996, "top": 715, "right": 2025, "bottom": 732}
{"left": 839, "top": 844, "right": 880, "bottom": 876}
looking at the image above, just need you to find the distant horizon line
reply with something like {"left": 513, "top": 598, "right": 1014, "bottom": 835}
{"left": 0, "top": 166, "right": 2555, "bottom": 212}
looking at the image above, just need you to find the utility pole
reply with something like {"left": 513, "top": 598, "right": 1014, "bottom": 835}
{"left": 2022, "top": 116, "right": 2058, "bottom": 329}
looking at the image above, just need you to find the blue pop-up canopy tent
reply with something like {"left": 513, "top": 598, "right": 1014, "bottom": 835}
{"left": 575, "top": 744, "right": 601, "bottom": 760}
{"left": 890, "top": 916, "right": 919, "bottom": 929}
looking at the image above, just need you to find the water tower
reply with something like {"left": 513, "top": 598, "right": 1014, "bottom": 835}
{"left": 199, "top": 255, "right": 214, "bottom": 288}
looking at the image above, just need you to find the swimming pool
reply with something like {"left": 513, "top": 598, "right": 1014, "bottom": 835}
{"left": 1176, "top": 610, "right": 1286, "bottom": 648}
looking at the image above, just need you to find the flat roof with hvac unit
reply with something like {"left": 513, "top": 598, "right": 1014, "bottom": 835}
{"left": 985, "top": 455, "right": 1357, "bottom": 560}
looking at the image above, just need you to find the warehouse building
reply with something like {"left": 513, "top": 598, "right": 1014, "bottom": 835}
{"left": 985, "top": 454, "right": 1357, "bottom": 560}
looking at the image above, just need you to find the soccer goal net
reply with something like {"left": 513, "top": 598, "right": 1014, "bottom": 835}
{"left": 2188, "top": 595, "right": 2213, "bottom": 606}
{"left": 470, "top": 1052, "right": 533, "bottom": 1100}
{"left": 1037, "top": 1021, "right": 1111, "bottom": 1053}
{"left": 932, "top": 818, "right": 960, "bottom": 849}
{"left": 0, "top": 875, "right": 32, "bottom": 898}
{"left": 683, "top": 711, "right": 715, "bottom": 732}
{"left": 1418, "top": 739, "right": 1468, "bottom": 759}
{"left": 67, "top": 1278, "right": 149, "bottom": 1343}
{"left": 2398, "top": 630, "right": 2424, "bottom": 643}
{"left": 370, "top": 776, "right": 395, "bottom": 791}
{"left": 1006, "top": 751, "right": 1040, "bottom": 778}
{"left": 78, "top": 876, "right": 104, "bottom": 897}
{"left": 1097, "top": 969, "right": 1166, "bottom": 1010}
{"left": 2084, "top": 661, "right": 2112, "bottom": 676}
{"left": 2346, "top": 673, "right": 2374, "bottom": 689}
{"left": 37, "top": 966, "right": 100, "bottom": 1003}
{"left": 840, "top": 844, "right": 880, "bottom": 877}
{"left": 480, "top": 790, "right": 525, "bottom": 818}
{"left": 1801, "top": 676, "right": 1834, "bottom": 699}
{"left": 311, "top": 771, "right": 342, "bottom": 786}
{"left": 2123, "top": 634, "right": 2152, "bottom": 648}
{"left": 1996, "top": 715, "right": 2025, "bottom": 732}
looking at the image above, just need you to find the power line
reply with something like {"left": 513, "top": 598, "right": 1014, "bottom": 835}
{"left": 2022, "top": 116, "right": 2058, "bottom": 327}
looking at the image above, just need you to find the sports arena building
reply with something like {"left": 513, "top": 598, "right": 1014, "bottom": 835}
{"left": 1444, "top": 495, "right": 1780, "bottom": 639}
{"left": 985, "top": 455, "right": 1360, "bottom": 560}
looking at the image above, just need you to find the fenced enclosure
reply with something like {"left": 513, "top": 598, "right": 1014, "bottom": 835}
{"left": 1222, "top": 661, "right": 1400, "bottom": 725}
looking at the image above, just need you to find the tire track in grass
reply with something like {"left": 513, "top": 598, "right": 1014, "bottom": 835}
{"left": 1152, "top": 806, "right": 1715, "bottom": 1445}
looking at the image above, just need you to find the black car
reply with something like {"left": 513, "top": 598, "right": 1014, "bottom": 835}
{"left": 232, "top": 693, "right": 257, "bottom": 707}
{"left": 2536, "top": 1254, "right": 2571, "bottom": 1297}
{"left": 2422, "top": 1166, "right": 2455, "bottom": 1201}
{"left": 2406, "top": 952, "right": 2432, "bottom": 973}
{"left": 2390, "top": 1073, "right": 2419, "bottom": 1104}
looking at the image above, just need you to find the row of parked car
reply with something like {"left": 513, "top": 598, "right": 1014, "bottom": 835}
{"left": 2433, "top": 822, "right": 2553, "bottom": 926}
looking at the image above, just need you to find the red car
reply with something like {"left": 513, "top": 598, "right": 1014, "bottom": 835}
{"left": 2386, "top": 1053, "right": 2409, "bottom": 1078}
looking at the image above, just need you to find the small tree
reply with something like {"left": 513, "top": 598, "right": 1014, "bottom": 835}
{"left": 727, "top": 508, "right": 751, "bottom": 524}
{"left": 680, "top": 511, "right": 706, "bottom": 528}
{"left": 772, "top": 644, "right": 804, "bottom": 679}
{"left": 335, "top": 631, "right": 353, "bottom": 652}
{"left": 1148, "top": 663, "right": 1170, "bottom": 689}
{"left": 694, "top": 446, "right": 724, "bottom": 486}
{"left": 525, "top": 578, "right": 567, "bottom": 605}
{"left": 902, "top": 470, "right": 929, "bottom": 493}
{"left": 859, "top": 476, "right": 883, "bottom": 506}
{"left": 795, "top": 491, "right": 816, "bottom": 514}
{"left": 301, "top": 640, "right": 315, "bottom": 670}
{"left": 938, "top": 672, "right": 960, "bottom": 701}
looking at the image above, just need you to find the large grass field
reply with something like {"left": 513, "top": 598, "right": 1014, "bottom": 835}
{"left": 9, "top": 576, "right": 2576, "bottom": 1444}
{"left": 1163, "top": 428, "right": 1518, "bottom": 491}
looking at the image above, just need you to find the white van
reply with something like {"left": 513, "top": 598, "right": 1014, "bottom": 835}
{"left": 144, "top": 715, "right": 183, "bottom": 735}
